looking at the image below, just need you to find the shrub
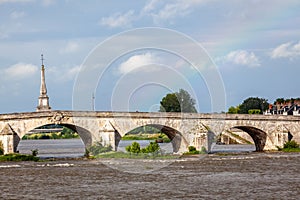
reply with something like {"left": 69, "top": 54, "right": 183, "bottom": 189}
{"left": 283, "top": 140, "right": 299, "bottom": 149}
{"left": 140, "top": 148, "right": 148, "bottom": 153}
{"left": 31, "top": 149, "right": 38, "bottom": 156}
{"left": 126, "top": 141, "right": 161, "bottom": 156}
{"left": 130, "top": 142, "right": 141, "bottom": 154}
{"left": 40, "top": 134, "right": 50, "bottom": 139}
{"left": 142, "top": 142, "right": 160, "bottom": 155}
{"left": 88, "top": 142, "right": 112, "bottom": 156}
{"left": 125, "top": 145, "right": 132, "bottom": 153}
{"left": 248, "top": 109, "right": 261, "bottom": 114}
{"left": 188, "top": 146, "right": 197, "bottom": 152}
{"left": 183, "top": 146, "right": 201, "bottom": 155}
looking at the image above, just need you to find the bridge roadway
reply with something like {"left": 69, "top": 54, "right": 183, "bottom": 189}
{"left": 0, "top": 110, "right": 300, "bottom": 154}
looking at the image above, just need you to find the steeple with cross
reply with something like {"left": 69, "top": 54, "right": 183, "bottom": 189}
{"left": 37, "top": 54, "right": 51, "bottom": 111}
{"left": 41, "top": 54, "right": 44, "bottom": 65}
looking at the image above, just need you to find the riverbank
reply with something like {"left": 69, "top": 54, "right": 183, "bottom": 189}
{"left": 121, "top": 133, "right": 171, "bottom": 142}
{"left": 0, "top": 153, "right": 39, "bottom": 162}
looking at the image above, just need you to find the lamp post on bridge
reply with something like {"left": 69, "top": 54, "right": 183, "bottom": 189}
{"left": 261, "top": 100, "right": 266, "bottom": 115}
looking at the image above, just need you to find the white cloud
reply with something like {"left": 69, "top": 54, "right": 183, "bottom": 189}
{"left": 271, "top": 41, "right": 300, "bottom": 59}
{"left": 100, "top": 10, "right": 135, "bottom": 28}
{"left": 142, "top": 0, "right": 160, "bottom": 13}
{"left": 118, "top": 53, "right": 160, "bottom": 75}
{"left": 3, "top": 63, "right": 38, "bottom": 80}
{"left": 220, "top": 50, "right": 260, "bottom": 67}
{"left": 59, "top": 41, "right": 79, "bottom": 54}
{"left": 48, "top": 65, "right": 80, "bottom": 82}
{"left": 100, "top": 0, "right": 208, "bottom": 28}
{"left": 142, "top": 0, "right": 208, "bottom": 24}
{"left": 65, "top": 65, "right": 80, "bottom": 80}
{"left": 10, "top": 11, "right": 26, "bottom": 19}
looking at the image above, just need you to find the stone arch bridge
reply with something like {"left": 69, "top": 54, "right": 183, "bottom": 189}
{"left": 0, "top": 111, "right": 300, "bottom": 154}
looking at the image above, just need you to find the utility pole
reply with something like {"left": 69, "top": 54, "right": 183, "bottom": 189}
{"left": 92, "top": 93, "right": 95, "bottom": 111}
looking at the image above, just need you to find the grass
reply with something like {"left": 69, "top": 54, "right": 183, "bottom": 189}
{"left": 226, "top": 130, "right": 253, "bottom": 144}
{"left": 0, "top": 153, "right": 39, "bottom": 162}
{"left": 281, "top": 148, "right": 300, "bottom": 152}
{"left": 277, "top": 140, "right": 300, "bottom": 152}
{"left": 121, "top": 133, "right": 171, "bottom": 143}
{"left": 94, "top": 151, "right": 180, "bottom": 159}
{"left": 22, "top": 132, "right": 79, "bottom": 140}
{"left": 121, "top": 134, "right": 151, "bottom": 140}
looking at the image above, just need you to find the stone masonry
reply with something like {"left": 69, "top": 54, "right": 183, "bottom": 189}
{"left": 0, "top": 111, "right": 300, "bottom": 154}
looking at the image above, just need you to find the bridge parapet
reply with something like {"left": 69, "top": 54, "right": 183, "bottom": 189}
{"left": 1, "top": 111, "right": 300, "bottom": 121}
{"left": 0, "top": 110, "right": 299, "bottom": 154}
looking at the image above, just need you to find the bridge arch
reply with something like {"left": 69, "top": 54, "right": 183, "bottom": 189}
{"left": 17, "top": 122, "right": 93, "bottom": 153}
{"left": 232, "top": 126, "right": 267, "bottom": 151}
{"left": 116, "top": 124, "right": 189, "bottom": 153}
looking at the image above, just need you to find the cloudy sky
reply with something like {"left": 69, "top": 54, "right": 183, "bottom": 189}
{"left": 0, "top": 0, "right": 300, "bottom": 113}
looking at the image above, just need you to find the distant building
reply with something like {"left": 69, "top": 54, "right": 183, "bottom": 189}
{"left": 265, "top": 99, "right": 300, "bottom": 116}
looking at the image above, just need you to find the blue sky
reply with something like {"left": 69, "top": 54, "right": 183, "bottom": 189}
{"left": 0, "top": 0, "right": 300, "bottom": 113}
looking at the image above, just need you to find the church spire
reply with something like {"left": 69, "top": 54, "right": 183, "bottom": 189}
{"left": 37, "top": 54, "right": 51, "bottom": 111}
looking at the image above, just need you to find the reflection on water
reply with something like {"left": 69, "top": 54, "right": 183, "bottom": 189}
{"left": 18, "top": 139, "right": 85, "bottom": 158}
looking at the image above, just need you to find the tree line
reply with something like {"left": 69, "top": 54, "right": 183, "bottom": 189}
{"left": 227, "top": 97, "right": 269, "bottom": 114}
{"left": 145, "top": 88, "right": 297, "bottom": 115}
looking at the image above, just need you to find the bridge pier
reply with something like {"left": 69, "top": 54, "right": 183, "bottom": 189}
{"left": 264, "top": 132, "right": 289, "bottom": 150}
{"left": 170, "top": 134, "right": 186, "bottom": 153}
{"left": 0, "top": 124, "right": 20, "bottom": 154}
{"left": 96, "top": 120, "right": 122, "bottom": 151}
{"left": 98, "top": 130, "right": 121, "bottom": 151}
{"left": 191, "top": 131, "right": 214, "bottom": 153}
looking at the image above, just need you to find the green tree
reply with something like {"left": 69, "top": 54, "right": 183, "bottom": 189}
{"left": 125, "top": 145, "right": 131, "bottom": 153}
{"left": 145, "top": 142, "right": 160, "bottom": 154}
{"left": 274, "top": 98, "right": 284, "bottom": 105}
{"left": 159, "top": 89, "right": 197, "bottom": 113}
{"left": 159, "top": 93, "right": 180, "bottom": 112}
{"left": 227, "top": 105, "right": 240, "bottom": 114}
{"left": 238, "top": 97, "right": 269, "bottom": 114}
{"left": 130, "top": 142, "right": 141, "bottom": 154}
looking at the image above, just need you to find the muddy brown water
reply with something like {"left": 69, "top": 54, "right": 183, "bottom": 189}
{"left": 0, "top": 152, "right": 299, "bottom": 199}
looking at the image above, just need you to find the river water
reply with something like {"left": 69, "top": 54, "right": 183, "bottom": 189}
{"left": 18, "top": 139, "right": 255, "bottom": 158}
{"left": 0, "top": 152, "right": 299, "bottom": 199}
{"left": 18, "top": 139, "right": 86, "bottom": 158}
{"left": 17, "top": 139, "right": 174, "bottom": 158}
